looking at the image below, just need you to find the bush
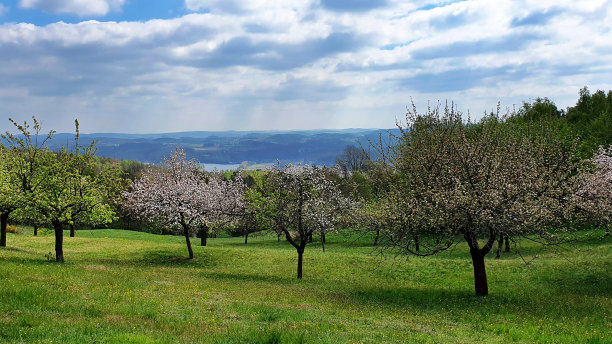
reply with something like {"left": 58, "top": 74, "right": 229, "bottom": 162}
{"left": 6, "top": 224, "right": 18, "bottom": 234}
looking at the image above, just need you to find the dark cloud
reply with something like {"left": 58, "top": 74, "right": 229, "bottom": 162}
{"left": 511, "top": 9, "right": 561, "bottom": 27}
{"left": 320, "top": 0, "right": 388, "bottom": 12}
{"left": 411, "top": 33, "right": 545, "bottom": 60}
{"left": 398, "top": 65, "right": 530, "bottom": 93}
{"left": 189, "top": 32, "right": 368, "bottom": 70}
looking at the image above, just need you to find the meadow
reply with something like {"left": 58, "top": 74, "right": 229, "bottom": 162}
{"left": 0, "top": 228, "right": 610, "bottom": 344}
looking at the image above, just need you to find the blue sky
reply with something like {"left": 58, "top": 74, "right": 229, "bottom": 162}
{"left": 1, "top": 0, "right": 611, "bottom": 133}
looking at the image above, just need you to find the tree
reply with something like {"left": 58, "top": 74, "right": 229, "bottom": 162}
{"left": 264, "top": 165, "right": 354, "bottom": 278}
{"left": 122, "top": 148, "right": 245, "bottom": 258}
{"left": 1, "top": 118, "right": 54, "bottom": 247}
{"left": 2, "top": 117, "right": 115, "bottom": 262}
{"left": 336, "top": 145, "right": 370, "bottom": 175}
{"left": 575, "top": 145, "right": 612, "bottom": 235}
{"left": 377, "top": 103, "right": 579, "bottom": 296}
{"left": 565, "top": 87, "right": 612, "bottom": 158}
{"left": 235, "top": 188, "right": 270, "bottom": 245}
{"left": 0, "top": 148, "right": 19, "bottom": 246}
{"left": 35, "top": 140, "right": 115, "bottom": 262}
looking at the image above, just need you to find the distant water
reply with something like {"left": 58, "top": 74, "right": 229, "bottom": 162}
{"left": 201, "top": 163, "right": 241, "bottom": 171}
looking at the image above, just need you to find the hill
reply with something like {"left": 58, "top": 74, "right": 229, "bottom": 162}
{"left": 44, "top": 129, "right": 400, "bottom": 166}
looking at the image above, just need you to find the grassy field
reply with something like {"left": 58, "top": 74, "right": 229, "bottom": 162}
{"left": 0, "top": 227, "right": 610, "bottom": 344}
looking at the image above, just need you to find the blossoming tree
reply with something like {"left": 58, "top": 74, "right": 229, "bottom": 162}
{"left": 376, "top": 104, "right": 580, "bottom": 296}
{"left": 122, "top": 149, "right": 245, "bottom": 259}
{"left": 264, "top": 165, "right": 355, "bottom": 278}
{"left": 576, "top": 145, "right": 612, "bottom": 235}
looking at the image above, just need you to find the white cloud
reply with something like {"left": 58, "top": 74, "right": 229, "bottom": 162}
{"left": 19, "top": 0, "right": 125, "bottom": 17}
{"left": 1, "top": 0, "right": 611, "bottom": 133}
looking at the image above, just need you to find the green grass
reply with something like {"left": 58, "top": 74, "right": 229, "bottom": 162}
{"left": 1, "top": 227, "right": 610, "bottom": 343}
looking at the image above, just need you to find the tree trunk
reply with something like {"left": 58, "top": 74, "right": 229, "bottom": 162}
{"left": 244, "top": 232, "right": 249, "bottom": 245}
{"left": 373, "top": 228, "right": 380, "bottom": 246}
{"left": 470, "top": 248, "right": 488, "bottom": 296}
{"left": 70, "top": 223, "right": 75, "bottom": 237}
{"left": 53, "top": 221, "right": 64, "bottom": 263}
{"left": 183, "top": 226, "right": 194, "bottom": 259}
{"left": 504, "top": 235, "right": 510, "bottom": 252}
{"left": 321, "top": 231, "right": 326, "bottom": 244}
{"left": 0, "top": 212, "right": 8, "bottom": 247}
{"left": 414, "top": 234, "right": 420, "bottom": 252}
{"left": 34, "top": 225, "right": 38, "bottom": 236}
{"left": 277, "top": 232, "right": 281, "bottom": 242}
{"left": 199, "top": 226, "right": 208, "bottom": 247}
{"left": 496, "top": 233, "right": 503, "bottom": 259}
{"left": 321, "top": 234, "right": 325, "bottom": 252}
{"left": 297, "top": 247, "right": 304, "bottom": 279}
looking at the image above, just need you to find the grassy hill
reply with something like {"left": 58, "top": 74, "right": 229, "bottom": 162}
{"left": 0, "top": 228, "right": 610, "bottom": 343}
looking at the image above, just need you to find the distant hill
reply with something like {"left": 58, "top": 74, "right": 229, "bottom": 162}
{"left": 43, "top": 129, "right": 400, "bottom": 166}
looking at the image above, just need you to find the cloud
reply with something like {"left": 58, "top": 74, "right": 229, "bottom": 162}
{"left": 397, "top": 66, "right": 530, "bottom": 93}
{"left": 411, "top": 33, "right": 546, "bottom": 60}
{"left": 1, "top": 0, "right": 612, "bottom": 133}
{"left": 511, "top": 8, "right": 562, "bottom": 27}
{"left": 186, "top": 32, "right": 368, "bottom": 70}
{"left": 19, "top": 0, "right": 125, "bottom": 17}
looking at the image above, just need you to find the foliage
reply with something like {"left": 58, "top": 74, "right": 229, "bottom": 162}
{"left": 262, "top": 164, "right": 355, "bottom": 278}
{"left": 336, "top": 145, "right": 371, "bottom": 175}
{"left": 2, "top": 117, "right": 115, "bottom": 262}
{"left": 566, "top": 87, "right": 612, "bottom": 156}
{"left": 5, "top": 224, "right": 18, "bottom": 234}
{"left": 370, "top": 103, "right": 581, "bottom": 296}
{"left": 122, "top": 148, "right": 245, "bottom": 258}
{"left": 575, "top": 145, "right": 612, "bottom": 231}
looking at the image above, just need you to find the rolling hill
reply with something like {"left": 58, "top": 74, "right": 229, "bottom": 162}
{"left": 44, "top": 129, "right": 400, "bottom": 166}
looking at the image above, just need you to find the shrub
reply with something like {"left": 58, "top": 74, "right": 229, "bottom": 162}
{"left": 6, "top": 224, "right": 18, "bottom": 234}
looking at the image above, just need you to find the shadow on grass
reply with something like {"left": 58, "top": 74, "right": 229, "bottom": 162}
{"left": 347, "top": 285, "right": 480, "bottom": 311}
{"left": 0, "top": 255, "right": 60, "bottom": 266}
{"left": 77, "top": 250, "right": 219, "bottom": 269}
{"left": 535, "top": 265, "right": 612, "bottom": 298}
{"left": 344, "top": 272, "right": 610, "bottom": 318}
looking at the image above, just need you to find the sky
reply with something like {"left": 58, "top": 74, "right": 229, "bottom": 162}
{"left": 0, "top": 0, "right": 611, "bottom": 133}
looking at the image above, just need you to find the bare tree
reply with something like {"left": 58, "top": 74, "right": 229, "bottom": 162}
{"left": 336, "top": 145, "right": 370, "bottom": 175}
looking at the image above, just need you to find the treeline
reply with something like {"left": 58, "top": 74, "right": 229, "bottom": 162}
{"left": 1, "top": 87, "right": 610, "bottom": 297}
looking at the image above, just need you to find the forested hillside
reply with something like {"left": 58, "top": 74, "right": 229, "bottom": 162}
{"left": 43, "top": 129, "right": 399, "bottom": 166}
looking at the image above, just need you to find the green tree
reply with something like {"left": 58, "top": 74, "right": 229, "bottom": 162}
{"left": 0, "top": 148, "right": 21, "bottom": 246}
{"left": 3, "top": 117, "right": 115, "bottom": 262}
{"left": 1, "top": 117, "right": 55, "bottom": 247}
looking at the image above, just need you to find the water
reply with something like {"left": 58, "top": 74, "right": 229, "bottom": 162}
{"left": 200, "top": 163, "right": 241, "bottom": 171}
